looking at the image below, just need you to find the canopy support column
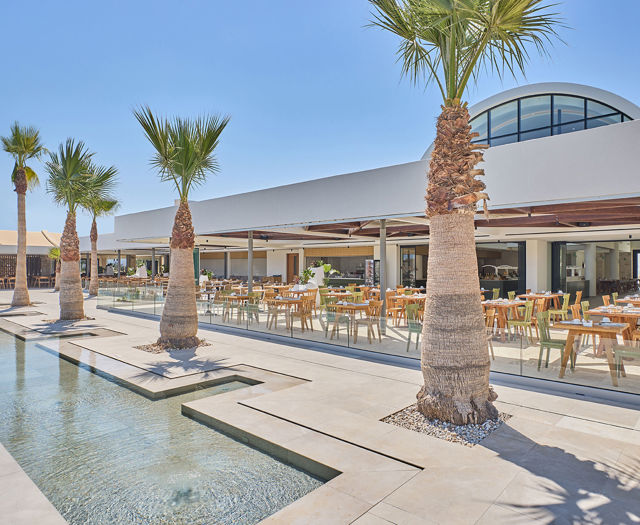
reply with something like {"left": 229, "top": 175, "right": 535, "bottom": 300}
{"left": 247, "top": 231, "right": 254, "bottom": 293}
{"left": 380, "top": 219, "right": 387, "bottom": 333}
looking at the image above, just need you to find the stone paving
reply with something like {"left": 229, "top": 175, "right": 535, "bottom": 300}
{"left": 1, "top": 289, "right": 639, "bottom": 524}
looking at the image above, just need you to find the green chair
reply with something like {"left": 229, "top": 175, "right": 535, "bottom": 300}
{"left": 405, "top": 303, "right": 422, "bottom": 352}
{"left": 548, "top": 293, "right": 570, "bottom": 321}
{"left": 492, "top": 288, "right": 500, "bottom": 300}
{"left": 507, "top": 291, "right": 516, "bottom": 300}
{"left": 239, "top": 291, "right": 261, "bottom": 324}
{"left": 404, "top": 289, "right": 413, "bottom": 295}
{"left": 536, "top": 311, "right": 572, "bottom": 370}
{"left": 580, "top": 300, "right": 597, "bottom": 352}
{"left": 507, "top": 301, "right": 534, "bottom": 345}
{"left": 324, "top": 296, "right": 350, "bottom": 340}
{"left": 612, "top": 343, "right": 639, "bottom": 378}
{"left": 350, "top": 291, "right": 364, "bottom": 304}
{"left": 612, "top": 291, "right": 619, "bottom": 305}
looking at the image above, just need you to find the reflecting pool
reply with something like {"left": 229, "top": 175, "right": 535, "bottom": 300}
{"left": 0, "top": 332, "right": 322, "bottom": 524}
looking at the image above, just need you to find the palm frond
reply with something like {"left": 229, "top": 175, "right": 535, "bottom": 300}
{"left": 3, "top": 122, "right": 47, "bottom": 190}
{"left": 368, "top": 0, "right": 565, "bottom": 104}
{"left": 45, "top": 139, "right": 95, "bottom": 213}
{"left": 134, "top": 106, "right": 230, "bottom": 201}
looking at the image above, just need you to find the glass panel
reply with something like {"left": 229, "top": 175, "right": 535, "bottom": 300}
{"left": 470, "top": 112, "right": 488, "bottom": 141}
{"left": 520, "top": 95, "right": 551, "bottom": 131}
{"left": 520, "top": 127, "right": 551, "bottom": 141}
{"left": 587, "top": 113, "right": 622, "bottom": 129}
{"left": 400, "top": 247, "right": 416, "bottom": 287}
{"left": 586, "top": 99, "right": 617, "bottom": 117}
{"left": 490, "top": 101, "right": 518, "bottom": 137}
{"left": 553, "top": 95, "right": 585, "bottom": 124}
{"left": 553, "top": 121, "right": 585, "bottom": 135}
{"left": 623, "top": 115, "right": 632, "bottom": 122}
{"left": 490, "top": 134, "right": 517, "bottom": 147}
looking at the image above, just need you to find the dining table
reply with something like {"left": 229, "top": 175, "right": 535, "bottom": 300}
{"left": 482, "top": 299, "right": 526, "bottom": 340}
{"left": 517, "top": 292, "right": 562, "bottom": 310}
{"left": 586, "top": 305, "right": 640, "bottom": 342}
{"left": 616, "top": 296, "right": 640, "bottom": 307}
{"left": 553, "top": 320, "right": 628, "bottom": 387}
{"left": 330, "top": 302, "right": 370, "bottom": 339}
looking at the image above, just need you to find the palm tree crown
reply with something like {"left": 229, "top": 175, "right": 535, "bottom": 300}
{"left": 133, "top": 106, "right": 230, "bottom": 202}
{"left": 82, "top": 163, "right": 119, "bottom": 219}
{"left": 1, "top": 122, "right": 47, "bottom": 190}
{"left": 369, "top": 0, "right": 563, "bottom": 106}
{"left": 45, "top": 139, "right": 96, "bottom": 212}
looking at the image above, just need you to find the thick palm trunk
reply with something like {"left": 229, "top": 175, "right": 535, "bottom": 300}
{"left": 59, "top": 211, "right": 84, "bottom": 320}
{"left": 88, "top": 219, "right": 99, "bottom": 296}
{"left": 416, "top": 104, "right": 496, "bottom": 425}
{"left": 12, "top": 170, "right": 30, "bottom": 306}
{"left": 158, "top": 201, "right": 198, "bottom": 348}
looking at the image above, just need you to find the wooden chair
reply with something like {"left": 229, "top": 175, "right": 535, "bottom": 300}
{"left": 507, "top": 291, "right": 516, "bottom": 300}
{"left": 602, "top": 294, "right": 611, "bottom": 306}
{"left": 325, "top": 297, "right": 350, "bottom": 340}
{"left": 385, "top": 293, "right": 403, "bottom": 326}
{"left": 548, "top": 294, "right": 570, "bottom": 321}
{"left": 492, "top": 288, "right": 500, "bottom": 300}
{"left": 612, "top": 291, "right": 619, "bottom": 304}
{"left": 485, "top": 308, "right": 496, "bottom": 360}
{"left": 536, "top": 311, "right": 572, "bottom": 370}
{"left": 507, "top": 301, "right": 535, "bottom": 345}
{"left": 580, "top": 300, "right": 597, "bottom": 353}
{"left": 573, "top": 290, "right": 583, "bottom": 306}
{"left": 290, "top": 296, "right": 314, "bottom": 332}
{"left": 570, "top": 304, "right": 581, "bottom": 320}
{"left": 354, "top": 300, "right": 382, "bottom": 344}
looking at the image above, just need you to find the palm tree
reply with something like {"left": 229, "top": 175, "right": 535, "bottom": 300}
{"left": 82, "top": 167, "right": 118, "bottom": 296}
{"left": 1, "top": 123, "right": 46, "bottom": 306}
{"left": 46, "top": 140, "right": 114, "bottom": 320}
{"left": 47, "top": 247, "right": 61, "bottom": 291}
{"left": 369, "top": 0, "right": 562, "bottom": 424}
{"left": 134, "top": 106, "right": 229, "bottom": 348}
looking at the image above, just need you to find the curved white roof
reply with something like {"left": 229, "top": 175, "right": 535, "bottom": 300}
{"left": 421, "top": 82, "right": 640, "bottom": 159}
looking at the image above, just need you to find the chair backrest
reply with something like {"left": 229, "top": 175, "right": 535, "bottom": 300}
{"left": 560, "top": 293, "right": 570, "bottom": 311}
{"left": 404, "top": 289, "right": 413, "bottom": 295}
{"left": 536, "top": 311, "right": 551, "bottom": 343}
{"left": 351, "top": 291, "right": 364, "bottom": 303}
{"left": 581, "top": 300, "right": 590, "bottom": 321}
{"left": 522, "top": 301, "right": 534, "bottom": 322}
{"left": 406, "top": 303, "right": 421, "bottom": 330}
{"left": 345, "top": 285, "right": 355, "bottom": 293}
{"left": 535, "top": 298, "right": 546, "bottom": 313}
{"left": 612, "top": 291, "right": 618, "bottom": 304}
{"left": 492, "top": 288, "right": 500, "bottom": 300}
{"left": 367, "top": 300, "right": 383, "bottom": 317}
{"left": 526, "top": 289, "right": 532, "bottom": 294}
{"left": 485, "top": 308, "right": 496, "bottom": 329}
{"left": 570, "top": 304, "right": 581, "bottom": 320}
{"left": 386, "top": 293, "right": 396, "bottom": 308}
{"left": 602, "top": 295, "right": 611, "bottom": 306}
{"left": 574, "top": 290, "right": 583, "bottom": 305}
{"left": 507, "top": 291, "right": 516, "bottom": 300}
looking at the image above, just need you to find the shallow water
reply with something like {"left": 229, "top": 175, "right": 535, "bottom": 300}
{"left": 0, "top": 332, "right": 322, "bottom": 524}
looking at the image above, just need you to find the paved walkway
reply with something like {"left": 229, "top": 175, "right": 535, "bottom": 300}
{"left": 1, "top": 289, "right": 639, "bottom": 524}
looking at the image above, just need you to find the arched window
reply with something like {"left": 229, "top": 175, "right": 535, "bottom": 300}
{"left": 470, "top": 94, "right": 632, "bottom": 147}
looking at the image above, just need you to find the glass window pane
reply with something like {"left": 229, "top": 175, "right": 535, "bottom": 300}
{"left": 470, "top": 112, "right": 488, "bottom": 141}
{"left": 520, "top": 127, "right": 551, "bottom": 141}
{"left": 623, "top": 115, "right": 632, "bottom": 122}
{"left": 586, "top": 99, "right": 617, "bottom": 117}
{"left": 490, "top": 101, "right": 518, "bottom": 137}
{"left": 553, "top": 121, "right": 585, "bottom": 135}
{"left": 520, "top": 96, "right": 551, "bottom": 131}
{"left": 490, "top": 134, "right": 517, "bottom": 147}
{"left": 587, "top": 114, "right": 622, "bottom": 129}
{"left": 553, "top": 95, "right": 585, "bottom": 124}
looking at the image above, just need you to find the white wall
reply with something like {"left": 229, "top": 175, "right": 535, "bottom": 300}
{"left": 525, "top": 240, "right": 550, "bottom": 292}
{"left": 229, "top": 258, "right": 266, "bottom": 277}
{"left": 200, "top": 258, "right": 225, "bottom": 276}
{"left": 266, "top": 251, "right": 287, "bottom": 279}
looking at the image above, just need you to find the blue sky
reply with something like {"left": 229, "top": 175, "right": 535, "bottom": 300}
{"left": 1, "top": 0, "right": 639, "bottom": 236}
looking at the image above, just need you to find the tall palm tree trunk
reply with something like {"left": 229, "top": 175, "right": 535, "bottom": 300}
{"left": 158, "top": 201, "right": 198, "bottom": 348}
{"left": 88, "top": 218, "right": 99, "bottom": 296}
{"left": 416, "top": 104, "right": 497, "bottom": 425}
{"left": 12, "top": 169, "right": 30, "bottom": 306}
{"left": 54, "top": 259, "right": 60, "bottom": 291}
{"left": 59, "top": 211, "right": 84, "bottom": 320}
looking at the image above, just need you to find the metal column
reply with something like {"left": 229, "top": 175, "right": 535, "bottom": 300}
{"left": 247, "top": 231, "right": 254, "bottom": 293}
{"left": 224, "top": 251, "right": 230, "bottom": 279}
{"left": 116, "top": 249, "right": 121, "bottom": 278}
{"left": 379, "top": 219, "right": 387, "bottom": 331}
{"left": 151, "top": 247, "right": 156, "bottom": 280}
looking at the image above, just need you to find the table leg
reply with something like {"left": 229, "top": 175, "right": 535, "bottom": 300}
{"left": 559, "top": 331, "right": 577, "bottom": 378}
{"left": 601, "top": 335, "right": 619, "bottom": 387}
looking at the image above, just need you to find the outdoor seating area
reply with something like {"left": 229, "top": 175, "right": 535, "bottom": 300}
{"left": 0, "top": 275, "right": 55, "bottom": 289}
{"left": 98, "top": 281, "right": 640, "bottom": 395}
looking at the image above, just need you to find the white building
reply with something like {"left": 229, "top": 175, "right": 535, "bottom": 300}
{"left": 82, "top": 82, "right": 640, "bottom": 299}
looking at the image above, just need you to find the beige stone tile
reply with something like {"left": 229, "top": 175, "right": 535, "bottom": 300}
{"left": 368, "top": 501, "right": 437, "bottom": 525}
{"left": 328, "top": 469, "right": 420, "bottom": 506}
{"left": 351, "top": 512, "right": 395, "bottom": 524}
{"left": 260, "top": 484, "right": 371, "bottom": 524}
{"left": 0, "top": 471, "right": 66, "bottom": 525}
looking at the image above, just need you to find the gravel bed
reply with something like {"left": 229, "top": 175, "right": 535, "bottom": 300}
{"left": 382, "top": 404, "right": 511, "bottom": 447}
{"left": 134, "top": 338, "right": 210, "bottom": 354}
